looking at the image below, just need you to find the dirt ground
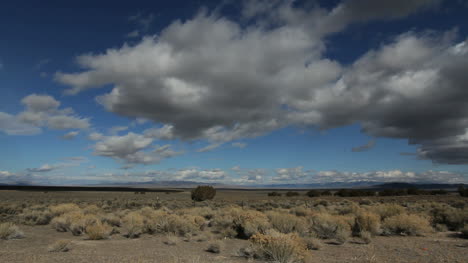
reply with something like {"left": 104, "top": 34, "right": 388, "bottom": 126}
{"left": 0, "top": 225, "right": 466, "bottom": 263}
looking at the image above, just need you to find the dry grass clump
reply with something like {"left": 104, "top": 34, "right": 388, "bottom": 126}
{"left": 50, "top": 211, "right": 99, "bottom": 236}
{"left": 430, "top": 205, "right": 467, "bottom": 231}
{"left": 163, "top": 235, "right": 179, "bottom": 246}
{"left": 47, "top": 240, "right": 71, "bottom": 252}
{"left": 303, "top": 237, "right": 322, "bottom": 250}
{"left": 250, "top": 230, "right": 309, "bottom": 263}
{"left": 352, "top": 211, "right": 381, "bottom": 236}
{"left": 141, "top": 208, "right": 203, "bottom": 236}
{"left": 100, "top": 213, "right": 121, "bottom": 227}
{"left": 232, "top": 208, "right": 271, "bottom": 238}
{"left": 122, "top": 211, "right": 145, "bottom": 238}
{"left": 309, "top": 213, "right": 351, "bottom": 244}
{"left": 206, "top": 240, "right": 223, "bottom": 253}
{"left": 49, "top": 203, "right": 80, "bottom": 216}
{"left": 85, "top": 221, "right": 113, "bottom": 240}
{"left": 360, "top": 231, "right": 372, "bottom": 244}
{"left": 0, "top": 222, "right": 24, "bottom": 240}
{"left": 382, "top": 214, "right": 432, "bottom": 236}
{"left": 212, "top": 207, "right": 270, "bottom": 239}
{"left": 83, "top": 204, "right": 101, "bottom": 215}
{"left": 266, "top": 211, "right": 308, "bottom": 234}
{"left": 372, "top": 204, "right": 405, "bottom": 220}
{"left": 19, "top": 208, "right": 52, "bottom": 225}
{"left": 180, "top": 207, "right": 215, "bottom": 220}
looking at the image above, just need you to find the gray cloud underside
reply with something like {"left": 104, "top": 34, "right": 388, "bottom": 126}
{"left": 56, "top": 0, "right": 468, "bottom": 164}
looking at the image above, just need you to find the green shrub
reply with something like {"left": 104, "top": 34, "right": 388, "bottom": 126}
{"left": 267, "top": 192, "right": 282, "bottom": 197}
{"left": 191, "top": 186, "right": 216, "bottom": 201}
{"left": 306, "top": 190, "right": 321, "bottom": 197}
{"left": 286, "top": 192, "right": 300, "bottom": 197}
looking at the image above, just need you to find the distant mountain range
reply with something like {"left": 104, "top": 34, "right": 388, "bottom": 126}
{"left": 1, "top": 180, "right": 465, "bottom": 191}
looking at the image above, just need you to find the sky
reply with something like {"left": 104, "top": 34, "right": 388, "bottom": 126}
{"left": 1, "top": 0, "right": 468, "bottom": 186}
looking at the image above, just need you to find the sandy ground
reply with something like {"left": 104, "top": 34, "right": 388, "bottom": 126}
{"left": 0, "top": 225, "right": 467, "bottom": 263}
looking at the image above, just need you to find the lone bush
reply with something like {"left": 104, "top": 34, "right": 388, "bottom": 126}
{"left": 191, "top": 186, "right": 216, "bottom": 201}
{"left": 268, "top": 192, "right": 282, "bottom": 197}
{"left": 286, "top": 191, "right": 300, "bottom": 197}
{"left": 306, "top": 190, "right": 321, "bottom": 197}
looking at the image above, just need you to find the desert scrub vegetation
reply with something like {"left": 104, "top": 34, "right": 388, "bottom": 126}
{"left": 382, "top": 214, "right": 432, "bottom": 236}
{"left": 0, "top": 222, "right": 24, "bottom": 240}
{"left": 85, "top": 221, "right": 113, "bottom": 240}
{"left": 228, "top": 208, "right": 271, "bottom": 238}
{"left": 191, "top": 186, "right": 216, "bottom": 201}
{"left": 49, "top": 203, "right": 80, "bottom": 216}
{"left": 250, "top": 230, "right": 309, "bottom": 263}
{"left": 266, "top": 211, "right": 308, "bottom": 234}
{"left": 429, "top": 204, "right": 468, "bottom": 231}
{"left": 50, "top": 211, "right": 99, "bottom": 236}
{"left": 47, "top": 240, "right": 72, "bottom": 252}
{"left": 352, "top": 210, "right": 381, "bottom": 236}
{"left": 372, "top": 203, "right": 405, "bottom": 220}
{"left": 309, "top": 213, "right": 351, "bottom": 244}
{"left": 19, "top": 207, "right": 52, "bottom": 225}
{"left": 122, "top": 211, "right": 145, "bottom": 238}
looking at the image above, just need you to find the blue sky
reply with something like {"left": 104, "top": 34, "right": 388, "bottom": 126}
{"left": 1, "top": 0, "right": 468, "bottom": 185}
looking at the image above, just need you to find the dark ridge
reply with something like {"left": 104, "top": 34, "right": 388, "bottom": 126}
{"left": 0, "top": 185, "right": 183, "bottom": 193}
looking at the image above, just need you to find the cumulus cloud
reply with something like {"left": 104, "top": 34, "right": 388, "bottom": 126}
{"left": 231, "top": 166, "right": 266, "bottom": 184}
{"left": 61, "top": 131, "right": 79, "bottom": 140}
{"left": 170, "top": 168, "right": 227, "bottom": 181}
{"left": 0, "top": 171, "right": 13, "bottom": 177}
{"left": 92, "top": 132, "right": 183, "bottom": 165}
{"left": 88, "top": 132, "right": 104, "bottom": 141}
{"left": 55, "top": 1, "right": 468, "bottom": 165}
{"left": 0, "top": 94, "right": 90, "bottom": 135}
{"left": 272, "top": 166, "right": 313, "bottom": 182}
{"left": 108, "top": 126, "right": 128, "bottom": 135}
{"left": 351, "top": 139, "right": 376, "bottom": 152}
{"left": 0, "top": 112, "right": 41, "bottom": 135}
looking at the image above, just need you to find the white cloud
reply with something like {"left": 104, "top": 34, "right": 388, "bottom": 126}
{"left": 88, "top": 132, "right": 104, "bottom": 141}
{"left": 61, "top": 131, "right": 79, "bottom": 140}
{"left": 92, "top": 132, "right": 183, "bottom": 165}
{"left": 108, "top": 126, "right": 128, "bottom": 135}
{"left": 273, "top": 166, "right": 312, "bottom": 182}
{"left": 0, "top": 94, "right": 90, "bottom": 135}
{"left": 0, "top": 171, "right": 13, "bottom": 177}
{"left": 21, "top": 94, "right": 60, "bottom": 112}
{"left": 0, "top": 112, "right": 42, "bottom": 135}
